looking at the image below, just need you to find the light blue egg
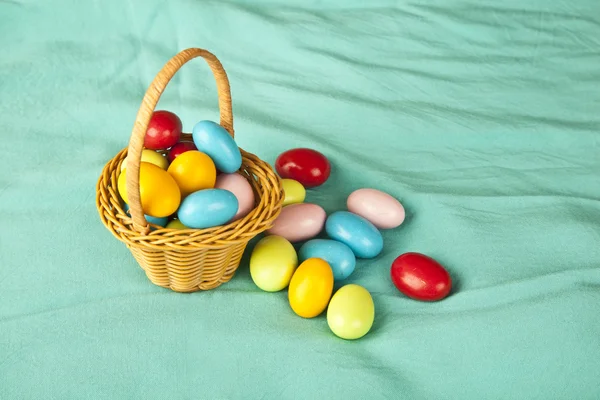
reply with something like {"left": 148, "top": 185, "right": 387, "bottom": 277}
{"left": 325, "top": 211, "right": 383, "bottom": 259}
{"left": 123, "top": 203, "right": 168, "bottom": 228}
{"left": 298, "top": 239, "right": 356, "bottom": 281}
{"left": 178, "top": 189, "right": 239, "bottom": 229}
{"left": 192, "top": 120, "right": 242, "bottom": 173}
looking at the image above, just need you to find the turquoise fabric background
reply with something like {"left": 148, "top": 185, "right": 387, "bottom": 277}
{"left": 1, "top": 1, "right": 599, "bottom": 399}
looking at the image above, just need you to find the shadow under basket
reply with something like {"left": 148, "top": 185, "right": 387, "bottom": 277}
{"left": 95, "top": 48, "right": 284, "bottom": 292}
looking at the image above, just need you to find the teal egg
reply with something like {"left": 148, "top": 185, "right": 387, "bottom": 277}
{"left": 298, "top": 239, "right": 356, "bottom": 281}
{"left": 178, "top": 189, "right": 239, "bottom": 229}
{"left": 123, "top": 203, "right": 168, "bottom": 228}
{"left": 192, "top": 120, "right": 242, "bottom": 173}
{"left": 325, "top": 211, "right": 383, "bottom": 259}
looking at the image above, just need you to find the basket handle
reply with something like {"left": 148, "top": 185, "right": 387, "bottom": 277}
{"left": 126, "top": 48, "right": 234, "bottom": 234}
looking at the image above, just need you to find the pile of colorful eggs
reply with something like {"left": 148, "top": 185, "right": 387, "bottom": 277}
{"left": 249, "top": 148, "right": 453, "bottom": 340}
{"left": 117, "top": 111, "right": 256, "bottom": 230}
{"left": 120, "top": 111, "right": 453, "bottom": 341}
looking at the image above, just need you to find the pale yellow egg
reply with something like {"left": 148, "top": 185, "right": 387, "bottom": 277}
{"left": 281, "top": 179, "right": 306, "bottom": 206}
{"left": 121, "top": 149, "right": 169, "bottom": 171}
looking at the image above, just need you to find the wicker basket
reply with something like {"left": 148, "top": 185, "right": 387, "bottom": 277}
{"left": 96, "top": 48, "right": 284, "bottom": 292}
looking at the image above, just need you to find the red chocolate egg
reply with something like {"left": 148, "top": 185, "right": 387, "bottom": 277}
{"left": 144, "top": 110, "right": 182, "bottom": 150}
{"left": 167, "top": 141, "right": 197, "bottom": 162}
{"left": 390, "top": 252, "right": 452, "bottom": 301}
{"left": 275, "top": 148, "right": 331, "bottom": 188}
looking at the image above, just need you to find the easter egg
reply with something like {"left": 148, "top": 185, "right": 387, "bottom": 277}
{"left": 347, "top": 188, "right": 405, "bottom": 229}
{"left": 117, "top": 162, "right": 181, "bottom": 218}
{"left": 178, "top": 189, "right": 239, "bottom": 229}
{"left": 288, "top": 258, "right": 334, "bottom": 318}
{"left": 120, "top": 149, "right": 168, "bottom": 172}
{"left": 266, "top": 203, "right": 326, "bottom": 243}
{"left": 281, "top": 179, "right": 306, "bottom": 206}
{"left": 390, "top": 252, "right": 452, "bottom": 301}
{"left": 144, "top": 110, "right": 182, "bottom": 150}
{"left": 165, "top": 219, "right": 188, "bottom": 229}
{"left": 215, "top": 173, "right": 255, "bottom": 220}
{"left": 167, "top": 141, "right": 197, "bottom": 162}
{"left": 298, "top": 239, "right": 356, "bottom": 281}
{"left": 192, "top": 120, "right": 242, "bottom": 174}
{"left": 147, "top": 216, "right": 168, "bottom": 228}
{"left": 167, "top": 150, "right": 216, "bottom": 197}
{"left": 327, "top": 284, "right": 375, "bottom": 340}
{"left": 275, "top": 148, "right": 331, "bottom": 188}
{"left": 325, "top": 211, "right": 383, "bottom": 259}
{"left": 122, "top": 203, "right": 168, "bottom": 228}
{"left": 250, "top": 236, "right": 298, "bottom": 292}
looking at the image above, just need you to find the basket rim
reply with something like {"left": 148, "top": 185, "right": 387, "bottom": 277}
{"left": 96, "top": 145, "right": 284, "bottom": 251}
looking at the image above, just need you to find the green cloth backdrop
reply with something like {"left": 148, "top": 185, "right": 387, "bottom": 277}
{"left": 1, "top": 0, "right": 599, "bottom": 399}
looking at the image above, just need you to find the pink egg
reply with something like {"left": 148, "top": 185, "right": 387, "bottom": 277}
{"left": 215, "top": 173, "right": 255, "bottom": 221}
{"left": 347, "top": 188, "right": 405, "bottom": 229}
{"left": 267, "top": 203, "right": 326, "bottom": 242}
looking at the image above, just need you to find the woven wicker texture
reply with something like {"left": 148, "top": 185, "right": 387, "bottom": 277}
{"left": 96, "top": 48, "right": 284, "bottom": 292}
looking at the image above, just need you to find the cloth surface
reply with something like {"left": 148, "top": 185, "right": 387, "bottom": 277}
{"left": 1, "top": 1, "right": 599, "bottom": 399}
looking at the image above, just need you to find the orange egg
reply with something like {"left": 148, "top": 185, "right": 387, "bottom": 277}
{"left": 117, "top": 162, "right": 181, "bottom": 218}
{"left": 288, "top": 258, "right": 334, "bottom": 318}
{"left": 167, "top": 150, "right": 216, "bottom": 197}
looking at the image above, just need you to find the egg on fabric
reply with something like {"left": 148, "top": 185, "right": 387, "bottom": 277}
{"left": 117, "top": 162, "right": 181, "bottom": 218}
{"left": 327, "top": 284, "right": 375, "bottom": 340}
{"left": 298, "top": 239, "right": 356, "bottom": 281}
{"left": 167, "top": 150, "right": 217, "bottom": 197}
{"left": 281, "top": 179, "right": 306, "bottom": 206}
{"left": 120, "top": 149, "right": 168, "bottom": 171}
{"left": 347, "top": 188, "right": 405, "bottom": 229}
{"left": 165, "top": 219, "right": 188, "bottom": 230}
{"left": 266, "top": 203, "right": 326, "bottom": 243}
{"left": 390, "top": 252, "right": 452, "bottom": 301}
{"left": 325, "top": 211, "right": 383, "bottom": 259}
{"left": 250, "top": 236, "right": 298, "bottom": 292}
{"left": 177, "top": 189, "right": 239, "bottom": 229}
{"left": 275, "top": 148, "right": 331, "bottom": 188}
{"left": 288, "top": 258, "right": 334, "bottom": 318}
{"left": 192, "top": 120, "right": 242, "bottom": 174}
{"left": 214, "top": 173, "right": 255, "bottom": 221}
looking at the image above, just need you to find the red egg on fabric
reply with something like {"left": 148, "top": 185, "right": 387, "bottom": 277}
{"left": 390, "top": 252, "right": 452, "bottom": 301}
{"left": 167, "top": 141, "right": 197, "bottom": 162}
{"left": 144, "top": 110, "right": 182, "bottom": 150}
{"left": 275, "top": 148, "right": 331, "bottom": 188}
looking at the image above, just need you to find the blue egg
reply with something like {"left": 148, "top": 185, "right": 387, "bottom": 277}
{"left": 325, "top": 211, "right": 383, "bottom": 259}
{"left": 123, "top": 203, "right": 168, "bottom": 228}
{"left": 192, "top": 120, "right": 242, "bottom": 174}
{"left": 178, "top": 189, "right": 239, "bottom": 229}
{"left": 298, "top": 239, "right": 356, "bottom": 281}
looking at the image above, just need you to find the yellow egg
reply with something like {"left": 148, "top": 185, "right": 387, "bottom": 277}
{"left": 288, "top": 258, "right": 334, "bottom": 318}
{"left": 117, "top": 162, "right": 181, "bottom": 218}
{"left": 327, "top": 284, "right": 374, "bottom": 340}
{"left": 250, "top": 236, "right": 298, "bottom": 292}
{"left": 282, "top": 179, "right": 306, "bottom": 206}
{"left": 165, "top": 219, "right": 188, "bottom": 230}
{"left": 121, "top": 149, "right": 168, "bottom": 171}
{"left": 167, "top": 150, "right": 217, "bottom": 197}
